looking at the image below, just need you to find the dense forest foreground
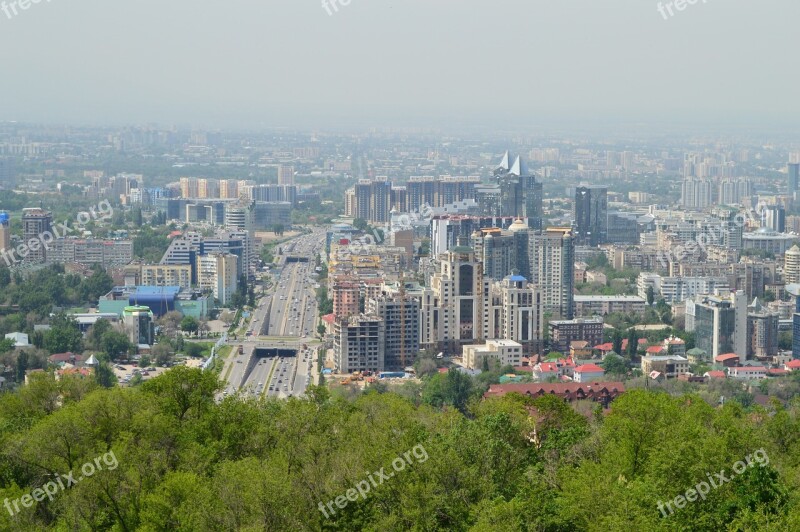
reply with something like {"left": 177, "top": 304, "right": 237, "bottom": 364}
{"left": 0, "top": 367, "right": 798, "bottom": 531}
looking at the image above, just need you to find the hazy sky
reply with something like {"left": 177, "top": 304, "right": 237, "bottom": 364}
{"left": 0, "top": 0, "right": 797, "bottom": 129}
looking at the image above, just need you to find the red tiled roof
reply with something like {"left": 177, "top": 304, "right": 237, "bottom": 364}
{"left": 715, "top": 353, "right": 740, "bottom": 362}
{"left": 646, "top": 346, "right": 665, "bottom": 354}
{"left": 705, "top": 370, "right": 726, "bottom": 378}
{"left": 322, "top": 313, "right": 335, "bottom": 324}
{"left": 48, "top": 352, "right": 82, "bottom": 363}
{"left": 484, "top": 381, "right": 625, "bottom": 401}
{"left": 768, "top": 368, "right": 789, "bottom": 376}
{"left": 575, "top": 364, "right": 605, "bottom": 373}
{"left": 594, "top": 343, "right": 613, "bottom": 351}
{"left": 785, "top": 359, "right": 800, "bottom": 369}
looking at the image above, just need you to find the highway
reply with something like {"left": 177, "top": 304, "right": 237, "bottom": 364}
{"left": 222, "top": 227, "right": 326, "bottom": 400}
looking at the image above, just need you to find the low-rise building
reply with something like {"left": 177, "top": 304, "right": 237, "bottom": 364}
{"left": 573, "top": 363, "right": 606, "bottom": 382}
{"left": 640, "top": 355, "right": 689, "bottom": 378}
{"left": 728, "top": 366, "right": 767, "bottom": 380}
{"left": 548, "top": 317, "right": 604, "bottom": 353}
{"left": 463, "top": 339, "right": 523, "bottom": 369}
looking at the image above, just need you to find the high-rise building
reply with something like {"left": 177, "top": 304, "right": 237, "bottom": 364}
{"left": 198, "top": 252, "right": 239, "bottom": 305}
{"left": 180, "top": 177, "right": 199, "bottom": 199}
{"left": 426, "top": 245, "right": 491, "bottom": 352}
{"left": 333, "top": 279, "right": 361, "bottom": 320}
{"left": 492, "top": 273, "right": 544, "bottom": 351}
{"left": 219, "top": 179, "right": 239, "bottom": 199}
{"left": 681, "top": 177, "right": 713, "bottom": 209}
{"left": 368, "top": 295, "right": 420, "bottom": 370}
{"left": 472, "top": 218, "right": 531, "bottom": 281}
{"left": 747, "top": 298, "right": 779, "bottom": 359}
{"left": 718, "top": 177, "right": 753, "bottom": 205}
{"left": 785, "top": 245, "right": 800, "bottom": 284}
{"left": 247, "top": 184, "right": 297, "bottom": 205}
{"left": 370, "top": 177, "right": 392, "bottom": 223}
{"left": 140, "top": 264, "right": 193, "bottom": 289}
{"left": 21, "top": 208, "right": 52, "bottom": 263}
{"left": 333, "top": 314, "right": 385, "bottom": 373}
{"left": 430, "top": 215, "right": 517, "bottom": 256}
{"left": 764, "top": 205, "right": 786, "bottom": 232}
{"left": 278, "top": 165, "right": 295, "bottom": 185}
{"left": 0, "top": 158, "right": 15, "bottom": 186}
{"left": 354, "top": 180, "right": 372, "bottom": 221}
{"left": 685, "top": 291, "right": 748, "bottom": 358}
{"left": 0, "top": 212, "right": 10, "bottom": 253}
{"left": 494, "top": 151, "right": 543, "bottom": 230}
{"left": 573, "top": 186, "right": 608, "bottom": 246}
{"left": 197, "top": 178, "right": 219, "bottom": 199}
{"left": 224, "top": 201, "right": 254, "bottom": 233}
{"left": 788, "top": 163, "right": 800, "bottom": 194}
{"left": 529, "top": 228, "right": 575, "bottom": 319}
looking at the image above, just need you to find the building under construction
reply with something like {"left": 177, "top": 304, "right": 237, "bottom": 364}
{"left": 368, "top": 295, "right": 420, "bottom": 370}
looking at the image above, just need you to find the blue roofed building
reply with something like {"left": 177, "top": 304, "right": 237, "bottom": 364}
{"left": 99, "top": 286, "right": 210, "bottom": 319}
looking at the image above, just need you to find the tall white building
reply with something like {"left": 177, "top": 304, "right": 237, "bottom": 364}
{"left": 528, "top": 228, "right": 575, "bottom": 319}
{"left": 681, "top": 177, "right": 713, "bottom": 209}
{"left": 199, "top": 252, "right": 239, "bottom": 305}
{"left": 425, "top": 246, "right": 491, "bottom": 352}
{"left": 488, "top": 274, "right": 544, "bottom": 351}
{"left": 785, "top": 245, "right": 800, "bottom": 284}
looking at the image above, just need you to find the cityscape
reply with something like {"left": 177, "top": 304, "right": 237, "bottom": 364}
{"left": 1, "top": 1, "right": 799, "bottom": 531}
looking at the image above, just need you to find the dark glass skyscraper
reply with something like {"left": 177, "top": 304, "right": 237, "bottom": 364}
{"left": 494, "top": 151, "right": 543, "bottom": 230}
{"left": 573, "top": 186, "right": 608, "bottom": 246}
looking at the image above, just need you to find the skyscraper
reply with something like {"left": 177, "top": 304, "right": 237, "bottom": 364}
{"left": 681, "top": 177, "right": 713, "bottom": 209}
{"left": 368, "top": 295, "right": 420, "bottom": 370}
{"left": 427, "top": 245, "right": 491, "bottom": 351}
{"left": 21, "top": 208, "right": 52, "bottom": 263}
{"left": 686, "top": 291, "right": 747, "bottom": 359}
{"left": 494, "top": 151, "right": 543, "bottom": 230}
{"left": 763, "top": 205, "right": 786, "bottom": 233}
{"left": 0, "top": 158, "right": 15, "bottom": 187}
{"left": 529, "top": 228, "right": 575, "bottom": 320}
{"left": 788, "top": 163, "right": 800, "bottom": 194}
{"left": 278, "top": 165, "right": 295, "bottom": 185}
{"left": 785, "top": 245, "right": 800, "bottom": 284}
{"left": 573, "top": 186, "right": 608, "bottom": 246}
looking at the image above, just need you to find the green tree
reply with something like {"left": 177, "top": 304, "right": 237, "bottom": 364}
{"left": 14, "top": 350, "right": 28, "bottom": 383}
{"left": 94, "top": 357, "right": 117, "bottom": 388}
{"left": 602, "top": 353, "right": 629, "bottom": 376}
{"left": 180, "top": 316, "right": 199, "bottom": 335}
{"left": 43, "top": 313, "right": 83, "bottom": 354}
{"left": 100, "top": 331, "right": 132, "bottom": 361}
